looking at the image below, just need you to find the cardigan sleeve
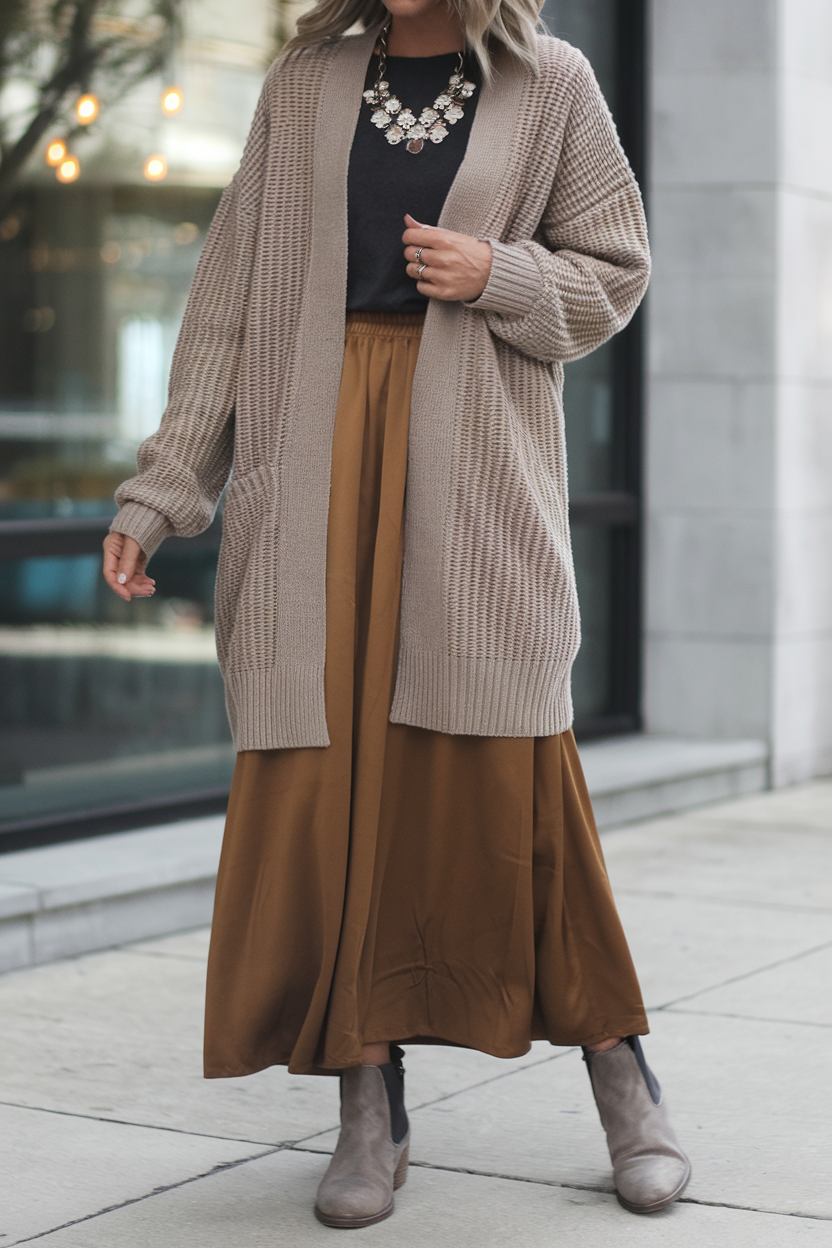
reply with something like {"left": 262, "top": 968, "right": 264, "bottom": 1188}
{"left": 109, "top": 67, "right": 274, "bottom": 558}
{"left": 467, "top": 52, "right": 650, "bottom": 364}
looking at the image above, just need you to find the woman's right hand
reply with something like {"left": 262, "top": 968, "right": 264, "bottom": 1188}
{"left": 102, "top": 532, "right": 155, "bottom": 602}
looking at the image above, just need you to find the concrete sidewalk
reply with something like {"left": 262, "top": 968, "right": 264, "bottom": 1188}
{"left": 2, "top": 783, "right": 831, "bottom": 1246}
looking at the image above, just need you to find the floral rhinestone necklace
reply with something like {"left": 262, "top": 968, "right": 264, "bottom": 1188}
{"left": 362, "top": 25, "right": 477, "bottom": 155}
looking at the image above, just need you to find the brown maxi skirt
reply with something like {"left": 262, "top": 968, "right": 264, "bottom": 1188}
{"left": 204, "top": 312, "right": 648, "bottom": 1078}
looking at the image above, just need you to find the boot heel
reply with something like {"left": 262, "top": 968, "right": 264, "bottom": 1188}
{"left": 393, "top": 1142, "right": 409, "bottom": 1189}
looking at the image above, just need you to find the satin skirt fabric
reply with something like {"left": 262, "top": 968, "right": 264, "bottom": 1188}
{"left": 204, "top": 312, "right": 648, "bottom": 1077}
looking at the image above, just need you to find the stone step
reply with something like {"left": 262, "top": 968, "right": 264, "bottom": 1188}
{"left": 0, "top": 734, "right": 769, "bottom": 974}
{"left": 0, "top": 819, "right": 224, "bottom": 975}
{"left": 580, "top": 734, "right": 769, "bottom": 829}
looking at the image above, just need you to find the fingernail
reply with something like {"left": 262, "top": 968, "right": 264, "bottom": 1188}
{"left": 117, "top": 573, "right": 127, "bottom": 584}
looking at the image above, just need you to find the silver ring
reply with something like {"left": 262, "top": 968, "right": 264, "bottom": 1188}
{"left": 417, "top": 263, "right": 426, "bottom": 278}
{"left": 415, "top": 246, "right": 424, "bottom": 263}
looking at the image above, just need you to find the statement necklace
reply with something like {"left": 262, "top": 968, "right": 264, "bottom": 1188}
{"left": 362, "top": 26, "right": 477, "bottom": 155}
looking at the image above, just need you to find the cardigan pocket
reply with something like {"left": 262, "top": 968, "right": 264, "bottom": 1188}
{"left": 214, "top": 464, "right": 277, "bottom": 672}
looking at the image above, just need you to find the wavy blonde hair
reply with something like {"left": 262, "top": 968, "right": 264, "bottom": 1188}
{"left": 285, "top": 0, "right": 546, "bottom": 80}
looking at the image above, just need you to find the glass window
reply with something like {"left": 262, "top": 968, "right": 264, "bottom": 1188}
{"left": 0, "top": 4, "right": 272, "bottom": 840}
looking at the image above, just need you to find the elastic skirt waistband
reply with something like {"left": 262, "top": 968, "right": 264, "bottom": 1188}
{"left": 346, "top": 310, "right": 426, "bottom": 339}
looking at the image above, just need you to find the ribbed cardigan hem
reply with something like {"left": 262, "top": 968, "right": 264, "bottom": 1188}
{"left": 389, "top": 651, "right": 574, "bottom": 738}
{"left": 225, "top": 665, "right": 330, "bottom": 751}
{"left": 110, "top": 501, "right": 173, "bottom": 559}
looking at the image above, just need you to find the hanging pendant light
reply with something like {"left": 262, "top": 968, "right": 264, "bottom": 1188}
{"left": 143, "top": 154, "right": 168, "bottom": 181}
{"left": 75, "top": 94, "right": 99, "bottom": 124}
{"left": 56, "top": 155, "right": 80, "bottom": 182}
{"left": 45, "top": 139, "right": 67, "bottom": 166}
{"left": 161, "top": 86, "right": 184, "bottom": 115}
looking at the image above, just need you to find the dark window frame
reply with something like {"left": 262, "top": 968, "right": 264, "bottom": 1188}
{"left": 571, "top": 0, "right": 647, "bottom": 740}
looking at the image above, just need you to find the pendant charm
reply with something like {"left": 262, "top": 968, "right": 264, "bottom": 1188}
{"left": 407, "top": 137, "right": 424, "bottom": 154}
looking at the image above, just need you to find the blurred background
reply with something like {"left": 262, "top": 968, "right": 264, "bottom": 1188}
{"left": 0, "top": 0, "right": 830, "bottom": 849}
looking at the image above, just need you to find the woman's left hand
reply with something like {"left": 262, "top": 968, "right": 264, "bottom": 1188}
{"left": 402, "top": 213, "right": 492, "bottom": 303}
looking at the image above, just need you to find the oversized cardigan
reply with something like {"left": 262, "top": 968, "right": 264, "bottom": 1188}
{"left": 111, "top": 27, "right": 650, "bottom": 751}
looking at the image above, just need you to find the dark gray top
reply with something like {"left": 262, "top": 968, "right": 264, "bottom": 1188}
{"left": 346, "top": 52, "right": 480, "bottom": 313}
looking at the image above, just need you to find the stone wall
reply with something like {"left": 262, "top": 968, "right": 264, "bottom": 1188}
{"left": 644, "top": 0, "right": 832, "bottom": 783}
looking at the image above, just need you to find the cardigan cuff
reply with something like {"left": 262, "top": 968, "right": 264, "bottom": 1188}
{"left": 110, "top": 502, "right": 173, "bottom": 559}
{"left": 465, "top": 239, "right": 543, "bottom": 319}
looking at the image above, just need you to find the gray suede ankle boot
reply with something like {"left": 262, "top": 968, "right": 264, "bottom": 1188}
{"left": 583, "top": 1037, "right": 691, "bottom": 1214}
{"left": 315, "top": 1048, "right": 410, "bottom": 1228}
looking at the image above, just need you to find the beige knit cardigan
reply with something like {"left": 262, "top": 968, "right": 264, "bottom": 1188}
{"left": 111, "top": 27, "right": 650, "bottom": 751}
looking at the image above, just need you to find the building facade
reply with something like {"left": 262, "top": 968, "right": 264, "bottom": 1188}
{"left": 645, "top": 0, "right": 832, "bottom": 785}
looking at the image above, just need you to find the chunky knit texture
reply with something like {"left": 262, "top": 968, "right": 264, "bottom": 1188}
{"left": 111, "top": 27, "right": 650, "bottom": 750}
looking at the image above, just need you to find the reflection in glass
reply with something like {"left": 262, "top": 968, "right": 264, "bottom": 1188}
{"left": 543, "top": 0, "right": 628, "bottom": 730}
{"left": 569, "top": 526, "right": 611, "bottom": 725}
{"left": 0, "top": 0, "right": 267, "bottom": 835}
{"left": 0, "top": 545, "right": 231, "bottom": 830}
{"left": 118, "top": 318, "right": 167, "bottom": 442}
{"left": 563, "top": 342, "right": 619, "bottom": 495}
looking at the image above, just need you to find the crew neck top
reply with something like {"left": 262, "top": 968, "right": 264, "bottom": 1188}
{"left": 346, "top": 52, "right": 480, "bottom": 313}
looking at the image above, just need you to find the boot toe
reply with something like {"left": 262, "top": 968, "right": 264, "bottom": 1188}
{"left": 615, "top": 1151, "right": 691, "bottom": 1214}
{"left": 315, "top": 1176, "right": 393, "bottom": 1227}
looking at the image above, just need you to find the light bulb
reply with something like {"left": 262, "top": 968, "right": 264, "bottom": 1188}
{"left": 56, "top": 156, "right": 80, "bottom": 183}
{"left": 161, "top": 86, "right": 183, "bottom": 114}
{"left": 46, "top": 139, "right": 66, "bottom": 166}
{"left": 143, "top": 154, "right": 168, "bottom": 181}
{"left": 75, "top": 94, "right": 99, "bottom": 124}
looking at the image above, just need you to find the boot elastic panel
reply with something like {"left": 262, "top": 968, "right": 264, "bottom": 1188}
{"left": 378, "top": 1047, "right": 408, "bottom": 1145}
{"left": 627, "top": 1035, "right": 663, "bottom": 1106}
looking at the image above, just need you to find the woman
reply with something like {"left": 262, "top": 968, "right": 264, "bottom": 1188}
{"left": 103, "top": 0, "right": 691, "bottom": 1228}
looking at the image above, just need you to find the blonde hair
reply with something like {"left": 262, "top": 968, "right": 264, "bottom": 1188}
{"left": 285, "top": 0, "right": 546, "bottom": 80}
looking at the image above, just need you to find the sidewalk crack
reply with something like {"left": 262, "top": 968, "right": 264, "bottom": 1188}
{"left": 283, "top": 1049, "right": 578, "bottom": 1150}
{"left": 8, "top": 1147, "right": 283, "bottom": 1246}
{"left": 285, "top": 1150, "right": 832, "bottom": 1220}
{"left": 0, "top": 1099, "right": 291, "bottom": 1147}
{"left": 406, "top": 1048, "right": 577, "bottom": 1115}
{"left": 648, "top": 938, "right": 832, "bottom": 1011}
{"left": 614, "top": 886, "right": 832, "bottom": 915}
{"left": 664, "top": 1007, "right": 832, "bottom": 1029}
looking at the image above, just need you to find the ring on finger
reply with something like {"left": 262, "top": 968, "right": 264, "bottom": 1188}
{"left": 415, "top": 246, "right": 424, "bottom": 263}
{"left": 417, "top": 263, "right": 427, "bottom": 278}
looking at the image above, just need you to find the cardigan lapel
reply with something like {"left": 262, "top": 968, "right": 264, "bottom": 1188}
{"left": 303, "top": 26, "right": 379, "bottom": 332}
{"left": 438, "top": 48, "right": 531, "bottom": 238}
{"left": 273, "top": 27, "right": 378, "bottom": 743}
{"left": 399, "top": 50, "right": 532, "bottom": 688}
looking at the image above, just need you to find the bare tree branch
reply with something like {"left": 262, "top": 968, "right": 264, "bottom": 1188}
{"left": 0, "top": 0, "right": 181, "bottom": 215}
